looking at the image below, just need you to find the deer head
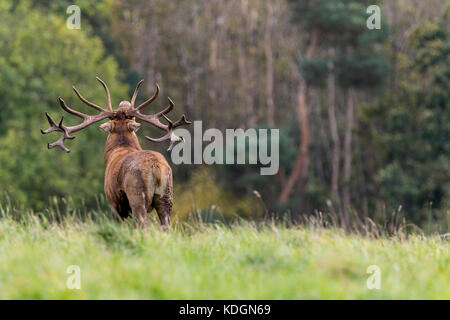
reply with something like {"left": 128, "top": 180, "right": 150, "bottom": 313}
{"left": 41, "top": 77, "right": 191, "bottom": 152}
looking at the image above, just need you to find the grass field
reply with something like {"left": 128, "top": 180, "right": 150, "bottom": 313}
{"left": 0, "top": 206, "right": 448, "bottom": 299}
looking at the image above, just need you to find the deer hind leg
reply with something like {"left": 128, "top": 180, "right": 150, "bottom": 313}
{"left": 114, "top": 191, "right": 131, "bottom": 220}
{"left": 127, "top": 191, "right": 151, "bottom": 228}
{"left": 124, "top": 173, "right": 152, "bottom": 228}
{"left": 153, "top": 193, "right": 172, "bottom": 231}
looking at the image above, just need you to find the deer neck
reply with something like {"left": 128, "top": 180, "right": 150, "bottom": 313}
{"left": 104, "top": 130, "right": 142, "bottom": 166}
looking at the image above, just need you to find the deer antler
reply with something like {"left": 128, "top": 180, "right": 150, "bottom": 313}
{"left": 41, "top": 78, "right": 113, "bottom": 152}
{"left": 130, "top": 80, "right": 160, "bottom": 111}
{"left": 129, "top": 80, "right": 191, "bottom": 151}
{"left": 145, "top": 113, "right": 191, "bottom": 151}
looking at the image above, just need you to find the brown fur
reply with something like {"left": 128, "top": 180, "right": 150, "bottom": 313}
{"left": 42, "top": 78, "right": 190, "bottom": 229}
{"left": 103, "top": 114, "right": 172, "bottom": 229}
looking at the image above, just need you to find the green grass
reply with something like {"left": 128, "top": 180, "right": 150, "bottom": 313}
{"left": 0, "top": 208, "right": 448, "bottom": 299}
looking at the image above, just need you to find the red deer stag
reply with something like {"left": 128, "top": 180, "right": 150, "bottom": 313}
{"left": 41, "top": 77, "right": 191, "bottom": 229}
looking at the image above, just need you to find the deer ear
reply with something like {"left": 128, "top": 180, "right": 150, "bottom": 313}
{"left": 99, "top": 121, "right": 114, "bottom": 133}
{"left": 127, "top": 120, "right": 141, "bottom": 132}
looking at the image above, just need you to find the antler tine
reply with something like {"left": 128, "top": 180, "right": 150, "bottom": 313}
{"left": 161, "top": 114, "right": 173, "bottom": 128}
{"left": 40, "top": 112, "right": 61, "bottom": 135}
{"left": 127, "top": 80, "right": 191, "bottom": 151}
{"left": 41, "top": 92, "right": 112, "bottom": 152}
{"left": 58, "top": 97, "right": 87, "bottom": 119}
{"left": 96, "top": 76, "right": 113, "bottom": 112}
{"left": 154, "top": 97, "right": 174, "bottom": 117}
{"left": 135, "top": 83, "right": 160, "bottom": 111}
{"left": 40, "top": 111, "right": 75, "bottom": 153}
{"left": 48, "top": 132, "right": 74, "bottom": 153}
{"left": 144, "top": 113, "right": 192, "bottom": 151}
{"left": 132, "top": 97, "right": 185, "bottom": 130}
{"left": 72, "top": 86, "right": 105, "bottom": 112}
{"left": 172, "top": 114, "right": 192, "bottom": 127}
{"left": 130, "top": 79, "right": 144, "bottom": 108}
{"left": 145, "top": 133, "right": 171, "bottom": 143}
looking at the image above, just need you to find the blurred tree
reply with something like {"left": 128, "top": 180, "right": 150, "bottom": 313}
{"left": 0, "top": 0, "right": 446, "bottom": 228}
{"left": 360, "top": 4, "right": 449, "bottom": 223}
{"left": 0, "top": 1, "right": 127, "bottom": 209}
{"left": 284, "top": 0, "right": 389, "bottom": 221}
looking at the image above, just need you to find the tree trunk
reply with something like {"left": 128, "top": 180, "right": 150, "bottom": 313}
{"left": 327, "top": 49, "right": 340, "bottom": 205}
{"left": 208, "top": 1, "right": 219, "bottom": 126}
{"left": 390, "top": 3, "right": 397, "bottom": 92}
{"left": 278, "top": 27, "right": 319, "bottom": 204}
{"left": 342, "top": 87, "right": 355, "bottom": 225}
{"left": 209, "top": 38, "right": 218, "bottom": 101}
{"left": 264, "top": 2, "right": 275, "bottom": 127}
{"left": 237, "top": 4, "right": 256, "bottom": 126}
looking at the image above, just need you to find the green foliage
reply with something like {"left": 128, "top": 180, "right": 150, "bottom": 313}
{"left": 174, "top": 167, "right": 258, "bottom": 221}
{"left": 335, "top": 52, "right": 391, "bottom": 88}
{"left": 300, "top": 58, "right": 328, "bottom": 86}
{"left": 0, "top": 0, "right": 447, "bottom": 228}
{"left": 375, "top": 162, "right": 420, "bottom": 206}
{"left": 214, "top": 123, "right": 298, "bottom": 211}
{"left": 0, "top": 206, "right": 448, "bottom": 299}
{"left": 0, "top": 1, "right": 127, "bottom": 208}
{"left": 360, "top": 7, "right": 450, "bottom": 222}
{"left": 288, "top": 0, "right": 387, "bottom": 41}
{"left": 290, "top": 0, "right": 390, "bottom": 89}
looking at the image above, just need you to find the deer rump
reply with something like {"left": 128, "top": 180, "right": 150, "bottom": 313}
{"left": 105, "top": 150, "right": 173, "bottom": 221}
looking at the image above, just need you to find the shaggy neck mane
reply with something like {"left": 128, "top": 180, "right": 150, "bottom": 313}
{"left": 104, "top": 126, "right": 142, "bottom": 166}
